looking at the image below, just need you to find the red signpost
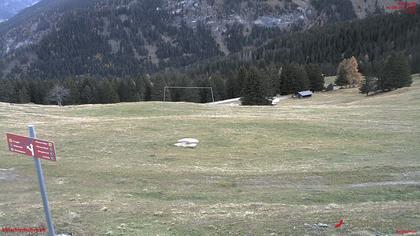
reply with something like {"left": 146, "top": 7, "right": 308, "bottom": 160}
{"left": 5, "top": 126, "right": 57, "bottom": 236}
{"left": 6, "top": 133, "right": 56, "bottom": 161}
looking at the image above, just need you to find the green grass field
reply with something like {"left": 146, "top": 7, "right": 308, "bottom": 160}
{"left": 1, "top": 75, "right": 420, "bottom": 235}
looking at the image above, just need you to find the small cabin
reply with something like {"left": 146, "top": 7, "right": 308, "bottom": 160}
{"left": 296, "top": 90, "right": 313, "bottom": 98}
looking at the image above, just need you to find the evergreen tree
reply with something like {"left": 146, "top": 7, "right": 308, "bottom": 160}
{"left": 325, "top": 83, "right": 334, "bottom": 91}
{"left": 263, "top": 66, "right": 280, "bottom": 97}
{"left": 17, "top": 87, "right": 31, "bottom": 104}
{"left": 196, "top": 79, "right": 212, "bottom": 103}
{"left": 0, "top": 79, "right": 15, "bottom": 103}
{"left": 65, "top": 79, "right": 81, "bottom": 105}
{"left": 280, "top": 64, "right": 309, "bottom": 95}
{"left": 295, "top": 66, "right": 310, "bottom": 93}
{"left": 359, "top": 76, "right": 378, "bottom": 96}
{"left": 237, "top": 67, "right": 248, "bottom": 96}
{"left": 80, "top": 85, "right": 94, "bottom": 104}
{"left": 151, "top": 76, "right": 167, "bottom": 101}
{"left": 126, "top": 79, "right": 140, "bottom": 102}
{"left": 209, "top": 75, "right": 226, "bottom": 101}
{"left": 225, "top": 76, "right": 240, "bottom": 99}
{"left": 27, "top": 80, "right": 48, "bottom": 104}
{"left": 379, "top": 53, "right": 412, "bottom": 91}
{"left": 144, "top": 81, "right": 152, "bottom": 101}
{"left": 305, "top": 64, "right": 325, "bottom": 91}
{"left": 241, "top": 68, "right": 270, "bottom": 105}
{"left": 359, "top": 59, "right": 379, "bottom": 95}
{"left": 335, "top": 63, "right": 349, "bottom": 87}
{"left": 12, "top": 81, "right": 31, "bottom": 104}
{"left": 117, "top": 80, "right": 130, "bottom": 102}
{"left": 99, "top": 80, "right": 119, "bottom": 103}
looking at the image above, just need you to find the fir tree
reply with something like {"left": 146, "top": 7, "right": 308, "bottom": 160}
{"left": 65, "top": 79, "right": 81, "bottom": 105}
{"left": 127, "top": 79, "right": 140, "bottom": 102}
{"left": 280, "top": 64, "right": 309, "bottom": 95}
{"left": 379, "top": 53, "right": 412, "bottom": 91}
{"left": 196, "top": 79, "right": 212, "bottom": 103}
{"left": 225, "top": 76, "right": 239, "bottom": 99}
{"left": 263, "top": 66, "right": 280, "bottom": 97}
{"left": 335, "top": 64, "right": 349, "bottom": 87}
{"left": 359, "top": 76, "right": 378, "bottom": 96}
{"left": 241, "top": 68, "right": 270, "bottom": 106}
{"left": 209, "top": 75, "right": 226, "bottom": 101}
{"left": 17, "top": 87, "right": 31, "bottom": 104}
{"left": 237, "top": 67, "right": 248, "bottom": 96}
{"left": 99, "top": 80, "right": 119, "bottom": 103}
{"left": 80, "top": 85, "right": 94, "bottom": 104}
{"left": 151, "top": 76, "right": 167, "bottom": 101}
{"left": 0, "top": 79, "right": 15, "bottom": 103}
{"left": 305, "top": 64, "right": 325, "bottom": 91}
{"left": 144, "top": 82, "right": 152, "bottom": 101}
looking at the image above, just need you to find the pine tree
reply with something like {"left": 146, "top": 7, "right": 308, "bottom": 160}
{"left": 17, "top": 87, "right": 31, "bottom": 104}
{"left": 209, "top": 75, "right": 226, "bottom": 101}
{"left": 237, "top": 67, "right": 248, "bottom": 96}
{"left": 263, "top": 66, "right": 280, "bottom": 97}
{"left": 359, "top": 59, "right": 380, "bottom": 95}
{"left": 117, "top": 80, "right": 130, "bottom": 102}
{"left": 225, "top": 76, "right": 239, "bottom": 99}
{"left": 65, "top": 79, "right": 81, "bottom": 105}
{"left": 151, "top": 76, "right": 167, "bottom": 101}
{"left": 144, "top": 81, "right": 152, "bottom": 101}
{"left": 335, "top": 62, "right": 349, "bottom": 87}
{"left": 280, "top": 65, "right": 296, "bottom": 95}
{"left": 196, "top": 79, "right": 212, "bottom": 103}
{"left": 359, "top": 76, "right": 378, "bottom": 96}
{"left": 241, "top": 68, "right": 270, "bottom": 106}
{"left": 280, "top": 64, "right": 309, "bottom": 95}
{"left": 80, "top": 85, "right": 94, "bottom": 104}
{"left": 380, "top": 53, "right": 412, "bottom": 91}
{"left": 0, "top": 79, "right": 15, "bottom": 103}
{"left": 126, "top": 79, "right": 140, "bottom": 102}
{"left": 305, "top": 64, "right": 325, "bottom": 91}
{"left": 99, "top": 80, "right": 119, "bottom": 103}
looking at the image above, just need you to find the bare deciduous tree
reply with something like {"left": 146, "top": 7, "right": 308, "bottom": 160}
{"left": 47, "top": 85, "right": 70, "bottom": 106}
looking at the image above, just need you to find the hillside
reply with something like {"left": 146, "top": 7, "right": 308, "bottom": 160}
{"left": 0, "top": 75, "right": 419, "bottom": 235}
{"left": 192, "top": 9, "right": 420, "bottom": 78}
{"left": 0, "top": 0, "right": 38, "bottom": 22}
{"left": 0, "top": 0, "right": 415, "bottom": 80}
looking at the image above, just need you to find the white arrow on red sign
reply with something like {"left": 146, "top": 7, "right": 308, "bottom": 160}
{"left": 6, "top": 133, "right": 56, "bottom": 161}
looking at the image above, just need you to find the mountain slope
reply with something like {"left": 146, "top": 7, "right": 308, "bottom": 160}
{"left": 187, "top": 10, "right": 420, "bottom": 78}
{"left": 0, "top": 0, "right": 39, "bottom": 22}
{"left": 0, "top": 0, "right": 417, "bottom": 79}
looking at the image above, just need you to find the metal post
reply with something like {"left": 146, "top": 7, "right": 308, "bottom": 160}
{"left": 210, "top": 87, "right": 215, "bottom": 103}
{"left": 28, "top": 125, "right": 56, "bottom": 236}
{"left": 163, "top": 86, "right": 166, "bottom": 102}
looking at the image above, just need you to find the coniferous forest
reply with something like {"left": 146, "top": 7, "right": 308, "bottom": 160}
{"left": 0, "top": 6, "right": 419, "bottom": 105}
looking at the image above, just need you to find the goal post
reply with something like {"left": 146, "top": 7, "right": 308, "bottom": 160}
{"left": 163, "top": 86, "right": 215, "bottom": 103}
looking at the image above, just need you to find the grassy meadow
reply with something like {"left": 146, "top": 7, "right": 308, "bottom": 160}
{"left": 0, "top": 75, "right": 419, "bottom": 235}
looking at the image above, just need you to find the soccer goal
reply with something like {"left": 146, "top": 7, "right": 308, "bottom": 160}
{"left": 163, "top": 86, "right": 215, "bottom": 103}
